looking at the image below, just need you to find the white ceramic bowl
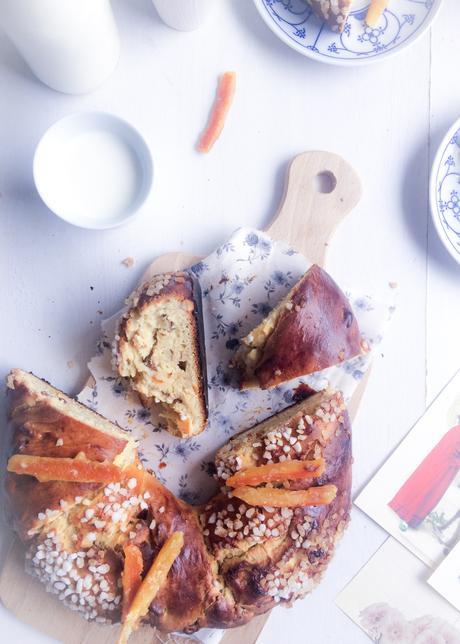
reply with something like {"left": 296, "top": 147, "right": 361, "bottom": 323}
{"left": 33, "top": 112, "right": 153, "bottom": 229}
{"left": 430, "top": 117, "right": 460, "bottom": 264}
{"left": 253, "top": 0, "right": 443, "bottom": 66}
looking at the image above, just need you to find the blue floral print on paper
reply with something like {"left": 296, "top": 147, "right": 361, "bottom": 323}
{"left": 178, "top": 474, "right": 200, "bottom": 504}
{"left": 173, "top": 440, "right": 201, "bottom": 463}
{"left": 190, "top": 260, "right": 209, "bottom": 277}
{"left": 80, "top": 226, "right": 394, "bottom": 509}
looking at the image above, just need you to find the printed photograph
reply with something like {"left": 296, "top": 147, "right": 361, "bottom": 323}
{"left": 355, "top": 370, "right": 460, "bottom": 567}
{"left": 428, "top": 540, "right": 460, "bottom": 613}
{"left": 336, "top": 538, "right": 460, "bottom": 644}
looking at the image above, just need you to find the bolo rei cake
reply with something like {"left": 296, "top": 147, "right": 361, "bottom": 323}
{"left": 4, "top": 262, "right": 362, "bottom": 642}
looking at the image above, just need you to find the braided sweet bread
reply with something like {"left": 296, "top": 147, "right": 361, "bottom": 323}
{"left": 5, "top": 368, "right": 351, "bottom": 639}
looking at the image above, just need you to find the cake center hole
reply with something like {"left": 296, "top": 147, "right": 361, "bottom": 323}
{"left": 315, "top": 171, "right": 337, "bottom": 194}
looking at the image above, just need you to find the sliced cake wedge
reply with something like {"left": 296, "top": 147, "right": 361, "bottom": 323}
{"left": 114, "top": 271, "right": 208, "bottom": 438}
{"left": 232, "top": 264, "right": 362, "bottom": 390}
{"left": 5, "top": 368, "right": 137, "bottom": 539}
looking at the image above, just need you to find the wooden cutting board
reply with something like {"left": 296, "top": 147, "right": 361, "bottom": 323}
{"left": 0, "top": 151, "right": 365, "bottom": 644}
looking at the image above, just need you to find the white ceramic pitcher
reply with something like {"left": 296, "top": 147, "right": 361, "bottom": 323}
{"left": 152, "top": 0, "right": 215, "bottom": 31}
{"left": 0, "top": 0, "right": 120, "bottom": 94}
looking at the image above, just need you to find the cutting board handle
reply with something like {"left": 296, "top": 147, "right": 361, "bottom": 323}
{"left": 265, "top": 151, "right": 362, "bottom": 266}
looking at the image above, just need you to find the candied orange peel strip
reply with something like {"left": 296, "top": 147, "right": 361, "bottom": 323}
{"left": 197, "top": 71, "right": 236, "bottom": 153}
{"left": 226, "top": 458, "right": 325, "bottom": 488}
{"left": 117, "top": 531, "right": 184, "bottom": 644}
{"left": 7, "top": 454, "right": 123, "bottom": 483}
{"left": 232, "top": 484, "right": 337, "bottom": 508}
{"left": 121, "top": 544, "right": 144, "bottom": 621}
{"left": 365, "top": 0, "right": 389, "bottom": 27}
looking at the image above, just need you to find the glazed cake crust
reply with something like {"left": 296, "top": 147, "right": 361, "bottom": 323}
{"left": 5, "top": 370, "right": 217, "bottom": 629}
{"left": 5, "top": 370, "right": 352, "bottom": 633}
{"left": 208, "top": 390, "right": 351, "bottom": 614}
{"left": 234, "top": 264, "right": 362, "bottom": 390}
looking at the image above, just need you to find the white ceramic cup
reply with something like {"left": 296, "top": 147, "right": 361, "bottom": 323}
{"left": 151, "top": 0, "right": 215, "bottom": 31}
{"left": 0, "top": 0, "right": 120, "bottom": 94}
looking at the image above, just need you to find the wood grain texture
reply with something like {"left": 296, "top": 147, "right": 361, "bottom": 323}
{"left": 266, "top": 151, "right": 361, "bottom": 264}
{"left": 0, "top": 151, "right": 363, "bottom": 644}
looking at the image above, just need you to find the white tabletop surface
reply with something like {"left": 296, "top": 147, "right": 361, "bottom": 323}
{"left": 1, "top": 1, "right": 459, "bottom": 642}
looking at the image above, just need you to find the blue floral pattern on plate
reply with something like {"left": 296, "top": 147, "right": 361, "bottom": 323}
{"left": 78, "top": 227, "right": 395, "bottom": 511}
{"left": 254, "top": 0, "right": 442, "bottom": 65}
{"left": 431, "top": 119, "right": 460, "bottom": 263}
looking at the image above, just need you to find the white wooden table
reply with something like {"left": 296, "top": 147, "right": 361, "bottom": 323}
{"left": 0, "top": 1, "right": 459, "bottom": 642}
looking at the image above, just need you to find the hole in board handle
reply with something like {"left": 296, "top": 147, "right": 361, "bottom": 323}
{"left": 314, "top": 171, "right": 337, "bottom": 194}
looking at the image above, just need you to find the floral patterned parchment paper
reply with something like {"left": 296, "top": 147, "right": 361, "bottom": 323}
{"left": 78, "top": 227, "right": 395, "bottom": 643}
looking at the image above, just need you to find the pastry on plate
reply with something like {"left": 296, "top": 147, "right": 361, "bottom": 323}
{"left": 307, "top": 0, "right": 353, "bottom": 32}
{"left": 307, "top": 0, "right": 388, "bottom": 33}
{"left": 114, "top": 271, "right": 208, "bottom": 438}
{"left": 5, "top": 369, "right": 352, "bottom": 639}
{"left": 232, "top": 264, "right": 362, "bottom": 390}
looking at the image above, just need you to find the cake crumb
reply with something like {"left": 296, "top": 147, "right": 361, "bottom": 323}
{"left": 67, "top": 360, "right": 74, "bottom": 369}
{"left": 122, "top": 257, "right": 134, "bottom": 268}
{"left": 388, "top": 281, "right": 398, "bottom": 289}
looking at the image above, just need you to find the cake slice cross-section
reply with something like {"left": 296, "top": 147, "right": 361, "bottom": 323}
{"left": 232, "top": 264, "right": 362, "bottom": 390}
{"left": 114, "top": 271, "right": 208, "bottom": 438}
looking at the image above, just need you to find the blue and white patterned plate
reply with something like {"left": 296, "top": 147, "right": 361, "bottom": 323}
{"left": 430, "top": 118, "right": 460, "bottom": 264}
{"left": 253, "top": 0, "right": 442, "bottom": 65}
